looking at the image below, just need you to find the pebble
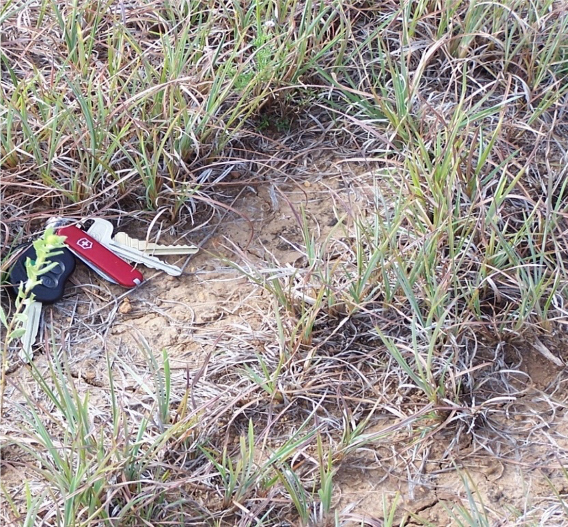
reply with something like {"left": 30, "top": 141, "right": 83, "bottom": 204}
{"left": 118, "top": 298, "right": 132, "bottom": 314}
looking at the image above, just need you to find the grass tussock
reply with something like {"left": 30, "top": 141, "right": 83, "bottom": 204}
{"left": 1, "top": 0, "right": 568, "bottom": 525}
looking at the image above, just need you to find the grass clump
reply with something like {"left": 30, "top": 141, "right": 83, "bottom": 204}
{"left": 1, "top": 0, "right": 568, "bottom": 525}
{"left": 1, "top": 0, "right": 355, "bottom": 214}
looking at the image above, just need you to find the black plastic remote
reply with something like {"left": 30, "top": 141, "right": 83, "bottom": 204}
{"left": 9, "top": 244, "right": 76, "bottom": 304}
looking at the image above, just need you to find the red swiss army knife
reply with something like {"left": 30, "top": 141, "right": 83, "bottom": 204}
{"left": 57, "top": 225, "right": 143, "bottom": 287}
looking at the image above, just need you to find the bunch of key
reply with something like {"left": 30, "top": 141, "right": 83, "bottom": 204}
{"left": 9, "top": 218, "right": 198, "bottom": 362}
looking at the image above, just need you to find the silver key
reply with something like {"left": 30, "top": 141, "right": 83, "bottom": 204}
{"left": 20, "top": 300, "right": 42, "bottom": 362}
{"left": 113, "top": 231, "right": 198, "bottom": 255}
{"left": 86, "top": 219, "right": 183, "bottom": 276}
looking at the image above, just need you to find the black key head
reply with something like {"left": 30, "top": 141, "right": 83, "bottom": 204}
{"left": 9, "top": 245, "right": 76, "bottom": 304}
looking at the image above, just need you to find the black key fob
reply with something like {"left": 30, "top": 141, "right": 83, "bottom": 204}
{"left": 9, "top": 245, "right": 76, "bottom": 304}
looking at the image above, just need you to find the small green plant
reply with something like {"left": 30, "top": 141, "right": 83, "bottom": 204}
{"left": 243, "top": 352, "right": 285, "bottom": 402}
{"left": 315, "top": 432, "right": 335, "bottom": 521}
{"left": 441, "top": 471, "right": 492, "bottom": 527}
{"left": 199, "top": 419, "right": 260, "bottom": 508}
{"left": 0, "top": 227, "right": 67, "bottom": 414}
